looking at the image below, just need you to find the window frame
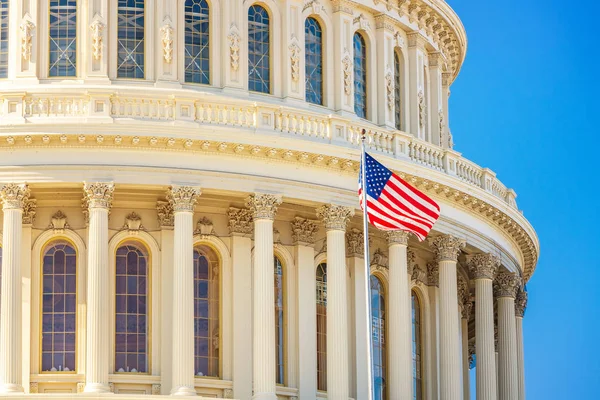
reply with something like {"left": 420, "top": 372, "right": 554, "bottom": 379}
{"left": 353, "top": 31, "right": 368, "bottom": 119}
{"left": 115, "top": 0, "right": 147, "bottom": 80}
{"left": 48, "top": 0, "right": 78, "bottom": 78}
{"left": 247, "top": 3, "right": 272, "bottom": 95}
{"left": 183, "top": 0, "right": 211, "bottom": 85}
{"left": 304, "top": 16, "right": 324, "bottom": 106}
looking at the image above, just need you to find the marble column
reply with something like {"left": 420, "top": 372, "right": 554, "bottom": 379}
{"left": 316, "top": 204, "right": 354, "bottom": 400}
{"left": 467, "top": 254, "right": 500, "bottom": 400}
{"left": 387, "top": 231, "right": 413, "bottom": 400}
{"left": 429, "top": 235, "right": 465, "bottom": 400}
{"left": 495, "top": 272, "right": 520, "bottom": 400}
{"left": 515, "top": 290, "right": 528, "bottom": 400}
{"left": 461, "top": 300, "right": 473, "bottom": 400}
{"left": 0, "top": 183, "right": 29, "bottom": 394}
{"left": 247, "top": 194, "right": 282, "bottom": 400}
{"left": 83, "top": 182, "right": 114, "bottom": 393}
{"left": 168, "top": 186, "right": 201, "bottom": 396}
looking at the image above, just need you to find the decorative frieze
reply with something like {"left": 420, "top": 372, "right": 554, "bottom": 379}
{"left": 467, "top": 253, "right": 500, "bottom": 280}
{"left": 429, "top": 235, "right": 465, "bottom": 261}
{"left": 316, "top": 204, "right": 354, "bottom": 231}
{"left": 83, "top": 182, "right": 114, "bottom": 209}
{"left": 0, "top": 183, "right": 30, "bottom": 210}
{"left": 515, "top": 289, "right": 528, "bottom": 317}
{"left": 22, "top": 198, "right": 37, "bottom": 224}
{"left": 227, "top": 24, "right": 241, "bottom": 71}
{"left": 167, "top": 186, "right": 201, "bottom": 213}
{"left": 245, "top": 193, "right": 282, "bottom": 220}
{"left": 290, "top": 217, "right": 319, "bottom": 245}
{"left": 387, "top": 230, "right": 409, "bottom": 246}
{"left": 156, "top": 201, "right": 174, "bottom": 227}
{"left": 194, "top": 216, "right": 215, "bottom": 236}
{"left": 426, "top": 260, "right": 439, "bottom": 287}
{"left": 227, "top": 207, "right": 253, "bottom": 235}
{"left": 494, "top": 271, "right": 521, "bottom": 299}
{"left": 346, "top": 228, "right": 364, "bottom": 257}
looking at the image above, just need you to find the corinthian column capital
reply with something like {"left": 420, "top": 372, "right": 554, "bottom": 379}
{"left": 167, "top": 186, "right": 201, "bottom": 213}
{"left": 83, "top": 182, "right": 114, "bottom": 209}
{"left": 156, "top": 201, "right": 174, "bottom": 227}
{"left": 467, "top": 253, "right": 500, "bottom": 280}
{"left": 346, "top": 228, "right": 365, "bottom": 257}
{"left": 227, "top": 207, "right": 253, "bottom": 235}
{"left": 0, "top": 183, "right": 30, "bottom": 210}
{"left": 386, "top": 230, "right": 409, "bottom": 246}
{"left": 429, "top": 234, "right": 465, "bottom": 261}
{"left": 245, "top": 193, "right": 282, "bottom": 220}
{"left": 290, "top": 217, "right": 319, "bottom": 245}
{"left": 515, "top": 289, "right": 528, "bottom": 318}
{"left": 316, "top": 204, "right": 354, "bottom": 231}
{"left": 22, "top": 198, "right": 37, "bottom": 224}
{"left": 494, "top": 271, "right": 521, "bottom": 299}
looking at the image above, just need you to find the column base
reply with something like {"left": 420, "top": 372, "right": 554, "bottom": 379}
{"left": 170, "top": 385, "right": 197, "bottom": 396}
{"left": 252, "top": 392, "right": 278, "bottom": 400}
{"left": 0, "top": 383, "right": 24, "bottom": 394}
{"left": 83, "top": 382, "right": 112, "bottom": 393}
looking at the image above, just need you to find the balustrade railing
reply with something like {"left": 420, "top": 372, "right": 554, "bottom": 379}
{"left": 0, "top": 90, "right": 517, "bottom": 209}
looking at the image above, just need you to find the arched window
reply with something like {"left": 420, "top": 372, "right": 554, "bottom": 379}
{"left": 0, "top": 0, "right": 9, "bottom": 79}
{"left": 316, "top": 262, "right": 327, "bottom": 391}
{"left": 305, "top": 17, "right": 323, "bottom": 105}
{"left": 41, "top": 241, "right": 77, "bottom": 372}
{"left": 248, "top": 5, "right": 270, "bottom": 94}
{"left": 412, "top": 291, "right": 423, "bottom": 400}
{"left": 193, "top": 246, "right": 219, "bottom": 377}
{"left": 394, "top": 50, "right": 403, "bottom": 130}
{"left": 115, "top": 243, "right": 149, "bottom": 373}
{"left": 371, "top": 275, "right": 387, "bottom": 400}
{"left": 117, "top": 0, "right": 145, "bottom": 79}
{"left": 353, "top": 32, "right": 367, "bottom": 118}
{"left": 184, "top": 0, "right": 210, "bottom": 84}
{"left": 49, "top": 0, "right": 77, "bottom": 77}
{"left": 274, "top": 256, "right": 284, "bottom": 384}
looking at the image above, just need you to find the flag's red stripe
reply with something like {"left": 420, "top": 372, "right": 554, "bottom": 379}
{"left": 385, "top": 179, "right": 440, "bottom": 221}
{"left": 378, "top": 190, "right": 435, "bottom": 227}
{"left": 367, "top": 212, "right": 426, "bottom": 241}
{"left": 366, "top": 203, "right": 429, "bottom": 238}
{"left": 391, "top": 173, "right": 441, "bottom": 211}
{"left": 367, "top": 195, "right": 433, "bottom": 231}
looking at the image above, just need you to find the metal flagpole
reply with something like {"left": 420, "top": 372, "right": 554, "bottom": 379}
{"left": 361, "top": 129, "right": 375, "bottom": 400}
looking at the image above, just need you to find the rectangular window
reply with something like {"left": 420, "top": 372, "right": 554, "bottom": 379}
{"left": 49, "top": 0, "right": 77, "bottom": 77}
{"left": 117, "top": 0, "right": 145, "bottom": 79}
{"left": 0, "top": 0, "right": 8, "bottom": 78}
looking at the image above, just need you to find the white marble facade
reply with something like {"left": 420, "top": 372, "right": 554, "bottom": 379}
{"left": 0, "top": 0, "right": 538, "bottom": 399}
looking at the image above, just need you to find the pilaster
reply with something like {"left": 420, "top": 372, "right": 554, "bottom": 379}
{"left": 157, "top": 201, "right": 174, "bottom": 395}
{"left": 86, "top": 0, "right": 109, "bottom": 79}
{"left": 407, "top": 32, "right": 427, "bottom": 139}
{"left": 428, "top": 52, "right": 444, "bottom": 146}
{"left": 21, "top": 200, "right": 35, "bottom": 393}
{"left": 331, "top": 1, "right": 354, "bottom": 114}
{"left": 375, "top": 15, "right": 396, "bottom": 128}
{"left": 441, "top": 72, "right": 453, "bottom": 148}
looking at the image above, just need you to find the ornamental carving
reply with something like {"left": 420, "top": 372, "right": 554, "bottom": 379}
{"left": 371, "top": 248, "right": 388, "bottom": 269}
{"left": 22, "top": 198, "right": 37, "bottom": 224}
{"left": 0, "top": 183, "right": 30, "bottom": 210}
{"left": 20, "top": 18, "right": 35, "bottom": 61}
{"left": 167, "top": 186, "right": 201, "bottom": 213}
{"left": 289, "top": 36, "right": 301, "bottom": 82}
{"left": 448, "top": 129, "right": 454, "bottom": 149}
{"left": 385, "top": 68, "right": 394, "bottom": 110}
{"left": 227, "top": 24, "right": 241, "bottom": 71}
{"left": 156, "top": 201, "right": 174, "bottom": 227}
{"left": 303, "top": 0, "right": 322, "bottom": 14}
{"left": 124, "top": 212, "right": 143, "bottom": 234}
{"left": 246, "top": 193, "right": 282, "bottom": 220}
{"left": 83, "top": 182, "right": 114, "bottom": 209}
{"left": 457, "top": 274, "right": 469, "bottom": 304}
{"left": 160, "top": 23, "right": 174, "bottom": 63}
{"left": 494, "top": 271, "right": 521, "bottom": 299}
{"left": 426, "top": 260, "right": 439, "bottom": 287}
{"left": 30, "top": 382, "right": 38, "bottom": 393}
{"left": 407, "top": 247, "right": 416, "bottom": 275}
{"left": 467, "top": 253, "right": 500, "bottom": 280}
{"left": 418, "top": 90, "right": 427, "bottom": 128}
{"left": 462, "top": 299, "right": 473, "bottom": 320}
{"left": 152, "top": 385, "right": 161, "bottom": 395}
{"left": 394, "top": 31, "right": 405, "bottom": 48}
{"left": 429, "top": 235, "right": 465, "bottom": 262}
{"left": 90, "top": 18, "right": 105, "bottom": 61}
{"left": 50, "top": 210, "right": 69, "bottom": 232}
{"left": 290, "top": 217, "right": 319, "bottom": 244}
{"left": 346, "top": 228, "right": 364, "bottom": 257}
{"left": 387, "top": 230, "right": 409, "bottom": 246}
{"left": 316, "top": 204, "right": 354, "bottom": 231}
{"left": 227, "top": 207, "right": 253, "bottom": 235}
{"left": 353, "top": 13, "right": 371, "bottom": 31}
{"left": 515, "top": 289, "right": 528, "bottom": 317}
{"left": 438, "top": 109, "right": 445, "bottom": 143}
{"left": 342, "top": 50, "right": 353, "bottom": 95}
{"left": 468, "top": 342, "right": 476, "bottom": 368}
{"left": 194, "top": 216, "right": 215, "bottom": 236}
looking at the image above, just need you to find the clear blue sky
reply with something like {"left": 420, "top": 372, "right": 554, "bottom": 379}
{"left": 446, "top": 0, "right": 599, "bottom": 398}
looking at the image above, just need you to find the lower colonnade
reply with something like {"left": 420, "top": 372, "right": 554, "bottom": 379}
{"left": 0, "top": 183, "right": 528, "bottom": 400}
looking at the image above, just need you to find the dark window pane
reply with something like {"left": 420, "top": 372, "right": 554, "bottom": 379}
{"left": 305, "top": 17, "right": 323, "bottom": 105}
{"left": 117, "top": 0, "right": 145, "bottom": 78}
{"left": 353, "top": 32, "right": 367, "bottom": 118}
{"left": 184, "top": 0, "right": 210, "bottom": 84}
{"left": 49, "top": 0, "right": 77, "bottom": 77}
{"left": 248, "top": 5, "right": 270, "bottom": 94}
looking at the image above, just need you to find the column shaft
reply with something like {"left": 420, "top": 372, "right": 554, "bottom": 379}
{"left": 296, "top": 244, "right": 317, "bottom": 400}
{"left": 461, "top": 318, "right": 470, "bottom": 400}
{"left": 475, "top": 278, "right": 497, "bottom": 400}
{"left": 0, "top": 207, "right": 24, "bottom": 393}
{"left": 516, "top": 317, "right": 525, "bottom": 400}
{"left": 498, "top": 297, "right": 518, "bottom": 400}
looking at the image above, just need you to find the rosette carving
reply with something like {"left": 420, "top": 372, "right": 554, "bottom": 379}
{"left": 245, "top": 193, "right": 282, "bottom": 220}
{"left": 346, "top": 228, "right": 364, "bottom": 257}
{"left": 387, "top": 230, "right": 409, "bottom": 245}
{"left": 0, "top": 183, "right": 30, "bottom": 210}
{"left": 429, "top": 235, "right": 465, "bottom": 261}
{"left": 167, "top": 186, "right": 201, "bottom": 213}
{"left": 494, "top": 271, "right": 521, "bottom": 299}
{"left": 83, "top": 182, "right": 114, "bottom": 209}
{"left": 316, "top": 204, "right": 354, "bottom": 231}
{"left": 156, "top": 201, "right": 174, "bottom": 227}
{"left": 515, "top": 289, "right": 528, "bottom": 317}
{"left": 290, "top": 217, "right": 319, "bottom": 244}
{"left": 467, "top": 253, "right": 500, "bottom": 280}
{"left": 227, "top": 207, "right": 253, "bottom": 235}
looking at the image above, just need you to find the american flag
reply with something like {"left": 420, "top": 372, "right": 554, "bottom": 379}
{"left": 359, "top": 152, "right": 440, "bottom": 241}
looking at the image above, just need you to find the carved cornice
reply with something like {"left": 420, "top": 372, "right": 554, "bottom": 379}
{"left": 426, "top": 260, "right": 438, "bottom": 287}
{"left": 494, "top": 272, "right": 521, "bottom": 299}
{"left": 467, "top": 253, "right": 500, "bottom": 280}
{"left": 22, "top": 198, "right": 37, "bottom": 224}
{"left": 346, "top": 228, "right": 365, "bottom": 257}
{"left": 515, "top": 289, "right": 528, "bottom": 318}
{"left": 156, "top": 201, "right": 174, "bottom": 227}
{"left": 227, "top": 207, "right": 253, "bottom": 235}
{"left": 167, "top": 186, "right": 201, "bottom": 213}
{"left": 290, "top": 217, "right": 319, "bottom": 245}
{"left": 386, "top": 230, "right": 409, "bottom": 246}
{"left": 0, "top": 183, "right": 30, "bottom": 210}
{"left": 429, "top": 234, "right": 465, "bottom": 262}
{"left": 246, "top": 193, "right": 282, "bottom": 220}
{"left": 83, "top": 182, "right": 114, "bottom": 209}
{"left": 316, "top": 204, "right": 354, "bottom": 232}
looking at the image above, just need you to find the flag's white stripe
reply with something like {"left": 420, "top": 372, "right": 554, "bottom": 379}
{"left": 378, "top": 189, "right": 435, "bottom": 227}
{"left": 383, "top": 180, "right": 439, "bottom": 223}
{"left": 388, "top": 175, "right": 440, "bottom": 216}
{"left": 365, "top": 193, "right": 433, "bottom": 232}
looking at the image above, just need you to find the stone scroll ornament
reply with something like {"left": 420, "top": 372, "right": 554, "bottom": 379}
{"left": 385, "top": 68, "right": 394, "bottom": 110}
{"left": 161, "top": 23, "right": 174, "bottom": 63}
{"left": 227, "top": 24, "right": 241, "bottom": 71}
{"left": 90, "top": 19, "right": 105, "bottom": 61}
{"left": 20, "top": 19, "right": 35, "bottom": 61}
